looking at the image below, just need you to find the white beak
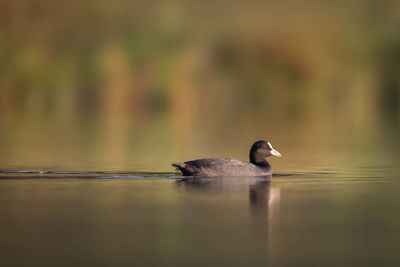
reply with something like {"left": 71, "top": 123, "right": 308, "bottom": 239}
{"left": 267, "top": 142, "right": 281, "bottom": 157}
{"left": 270, "top": 149, "right": 282, "bottom": 157}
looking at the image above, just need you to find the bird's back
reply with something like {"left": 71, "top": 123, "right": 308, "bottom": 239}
{"left": 172, "top": 158, "right": 271, "bottom": 176}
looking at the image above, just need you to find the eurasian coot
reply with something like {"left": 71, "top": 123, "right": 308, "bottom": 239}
{"left": 172, "top": 140, "right": 281, "bottom": 176}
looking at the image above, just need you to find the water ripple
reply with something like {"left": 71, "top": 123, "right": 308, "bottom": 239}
{"left": 0, "top": 168, "right": 398, "bottom": 183}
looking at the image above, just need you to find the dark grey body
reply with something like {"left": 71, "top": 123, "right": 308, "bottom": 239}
{"left": 172, "top": 158, "right": 272, "bottom": 177}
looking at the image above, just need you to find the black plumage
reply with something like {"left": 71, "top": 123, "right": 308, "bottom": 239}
{"left": 172, "top": 140, "right": 281, "bottom": 177}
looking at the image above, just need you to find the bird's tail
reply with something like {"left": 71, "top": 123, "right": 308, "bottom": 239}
{"left": 172, "top": 163, "right": 190, "bottom": 175}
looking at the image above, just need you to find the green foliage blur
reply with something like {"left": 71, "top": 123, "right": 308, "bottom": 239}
{"left": 0, "top": 0, "right": 399, "bottom": 170}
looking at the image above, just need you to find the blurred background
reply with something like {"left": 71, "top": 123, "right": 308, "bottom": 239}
{"left": 0, "top": 0, "right": 399, "bottom": 171}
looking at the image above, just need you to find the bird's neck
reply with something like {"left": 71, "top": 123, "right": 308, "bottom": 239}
{"left": 250, "top": 154, "right": 270, "bottom": 167}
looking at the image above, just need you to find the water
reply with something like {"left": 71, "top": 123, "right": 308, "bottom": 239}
{"left": 1, "top": 160, "right": 399, "bottom": 267}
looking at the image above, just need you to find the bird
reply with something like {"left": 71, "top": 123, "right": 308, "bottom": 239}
{"left": 172, "top": 140, "right": 281, "bottom": 177}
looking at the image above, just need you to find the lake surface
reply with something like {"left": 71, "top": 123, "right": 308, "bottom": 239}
{"left": 1, "top": 158, "right": 400, "bottom": 267}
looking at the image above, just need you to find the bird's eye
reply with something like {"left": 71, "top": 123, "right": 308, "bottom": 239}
{"left": 263, "top": 144, "right": 267, "bottom": 149}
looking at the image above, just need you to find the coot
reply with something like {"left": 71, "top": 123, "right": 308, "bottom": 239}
{"left": 172, "top": 140, "right": 281, "bottom": 176}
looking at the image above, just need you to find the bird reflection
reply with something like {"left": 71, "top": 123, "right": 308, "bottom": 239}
{"left": 176, "top": 176, "right": 280, "bottom": 211}
{"left": 249, "top": 179, "right": 272, "bottom": 207}
{"left": 176, "top": 175, "right": 281, "bottom": 261}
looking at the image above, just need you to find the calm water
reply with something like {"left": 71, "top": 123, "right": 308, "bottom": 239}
{"left": 1, "top": 159, "right": 400, "bottom": 267}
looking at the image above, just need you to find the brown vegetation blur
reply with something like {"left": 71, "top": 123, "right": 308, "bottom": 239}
{"left": 0, "top": 0, "right": 399, "bottom": 170}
